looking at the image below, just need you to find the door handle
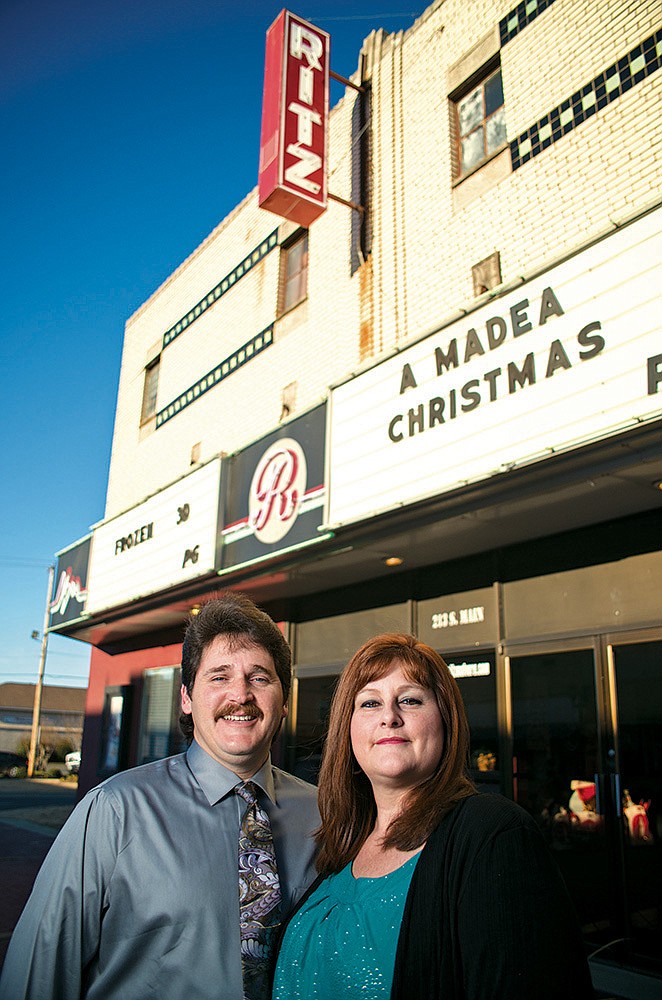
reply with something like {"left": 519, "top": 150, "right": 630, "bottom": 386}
{"left": 611, "top": 771, "right": 622, "bottom": 817}
{"left": 594, "top": 772, "right": 603, "bottom": 816}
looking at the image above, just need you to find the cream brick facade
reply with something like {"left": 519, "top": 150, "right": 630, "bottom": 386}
{"left": 103, "top": 0, "right": 661, "bottom": 521}
{"left": 362, "top": 0, "right": 661, "bottom": 350}
{"left": 104, "top": 87, "right": 363, "bottom": 518}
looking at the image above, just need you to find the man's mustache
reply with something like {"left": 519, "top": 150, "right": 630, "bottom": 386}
{"left": 214, "top": 702, "right": 263, "bottom": 722}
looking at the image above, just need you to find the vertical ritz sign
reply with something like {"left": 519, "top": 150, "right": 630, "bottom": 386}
{"left": 258, "top": 10, "right": 330, "bottom": 227}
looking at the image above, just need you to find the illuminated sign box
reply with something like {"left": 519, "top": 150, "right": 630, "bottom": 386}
{"left": 49, "top": 535, "right": 91, "bottom": 629}
{"left": 85, "top": 460, "right": 221, "bottom": 614}
{"left": 258, "top": 9, "right": 329, "bottom": 227}
{"left": 220, "top": 404, "right": 327, "bottom": 572}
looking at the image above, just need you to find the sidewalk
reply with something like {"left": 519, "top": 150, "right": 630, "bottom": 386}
{"left": 0, "top": 781, "right": 75, "bottom": 969}
{"left": 0, "top": 821, "right": 55, "bottom": 966}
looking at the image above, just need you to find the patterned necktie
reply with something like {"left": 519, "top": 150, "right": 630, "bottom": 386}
{"left": 236, "top": 781, "right": 281, "bottom": 1000}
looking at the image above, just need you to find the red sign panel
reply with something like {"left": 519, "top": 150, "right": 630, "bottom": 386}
{"left": 258, "top": 10, "right": 330, "bottom": 227}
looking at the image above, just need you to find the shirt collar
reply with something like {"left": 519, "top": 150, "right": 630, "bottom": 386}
{"left": 186, "top": 740, "right": 276, "bottom": 806}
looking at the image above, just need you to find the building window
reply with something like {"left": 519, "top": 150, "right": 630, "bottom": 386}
{"left": 278, "top": 231, "right": 308, "bottom": 315}
{"left": 99, "top": 685, "right": 132, "bottom": 777}
{"left": 140, "top": 356, "right": 160, "bottom": 424}
{"left": 138, "top": 667, "right": 186, "bottom": 764}
{"left": 455, "top": 65, "right": 506, "bottom": 177}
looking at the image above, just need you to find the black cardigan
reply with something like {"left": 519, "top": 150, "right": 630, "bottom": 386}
{"left": 276, "top": 794, "right": 594, "bottom": 1000}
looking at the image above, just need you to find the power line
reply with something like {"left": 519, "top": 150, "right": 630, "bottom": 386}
{"left": 0, "top": 557, "right": 53, "bottom": 568}
{"left": 0, "top": 671, "right": 88, "bottom": 681}
{"left": 0, "top": 651, "right": 91, "bottom": 661}
{"left": 312, "top": 12, "right": 420, "bottom": 20}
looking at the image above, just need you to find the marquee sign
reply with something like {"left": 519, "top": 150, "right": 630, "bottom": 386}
{"left": 49, "top": 534, "right": 91, "bottom": 629}
{"left": 258, "top": 9, "right": 329, "bottom": 227}
{"left": 85, "top": 459, "right": 221, "bottom": 614}
{"left": 220, "top": 404, "right": 327, "bottom": 571}
{"left": 328, "top": 208, "right": 662, "bottom": 527}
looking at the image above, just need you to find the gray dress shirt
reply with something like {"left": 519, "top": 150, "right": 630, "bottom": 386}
{"left": 0, "top": 741, "right": 320, "bottom": 1000}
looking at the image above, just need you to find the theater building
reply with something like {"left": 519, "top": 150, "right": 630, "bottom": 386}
{"left": 50, "top": 1, "right": 661, "bottom": 994}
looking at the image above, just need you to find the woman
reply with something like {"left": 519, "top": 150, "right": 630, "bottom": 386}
{"left": 272, "top": 633, "right": 593, "bottom": 999}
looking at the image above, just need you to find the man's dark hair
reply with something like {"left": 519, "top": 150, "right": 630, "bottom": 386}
{"left": 179, "top": 591, "right": 292, "bottom": 743}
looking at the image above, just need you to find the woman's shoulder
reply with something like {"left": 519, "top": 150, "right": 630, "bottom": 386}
{"left": 411, "top": 794, "right": 548, "bottom": 885}
{"left": 434, "top": 792, "right": 539, "bottom": 844}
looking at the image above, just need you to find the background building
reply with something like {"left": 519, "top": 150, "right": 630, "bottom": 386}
{"left": 50, "top": 1, "right": 661, "bottom": 995}
{"left": 0, "top": 683, "right": 85, "bottom": 756}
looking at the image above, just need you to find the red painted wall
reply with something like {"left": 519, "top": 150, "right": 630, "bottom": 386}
{"left": 77, "top": 641, "right": 183, "bottom": 797}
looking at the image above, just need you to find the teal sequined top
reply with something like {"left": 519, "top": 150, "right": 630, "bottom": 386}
{"left": 272, "top": 852, "right": 421, "bottom": 999}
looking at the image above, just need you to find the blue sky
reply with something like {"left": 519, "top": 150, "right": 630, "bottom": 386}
{"left": 0, "top": 1, "right": 421, "bottom": 689}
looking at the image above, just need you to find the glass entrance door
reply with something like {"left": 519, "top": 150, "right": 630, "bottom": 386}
{"left": 286, "top": 672, "right": 340, "bottom": 784}
{"left": 609, "top": 637, "right": 661, "bottom": 967}
{"left": 509, "top": 646, "right": 615, "bottom": 947}
{"left": 444, "top": 650, "right": 500, "bottom": 793}
{"left": 509, "top": 637, "right": 662, "bottom": 972}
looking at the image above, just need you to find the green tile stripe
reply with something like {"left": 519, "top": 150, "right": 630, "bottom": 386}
{"left": 510, "top": 30, "right": 661, "bottom": 170}
{"left": 500, "top": 0, "right": 557, "bottom": 47}
{"left": 155, "top": 325, "right": 274, "bottom": 428}
{"left": 162, "top": 230, "right": 279, "bottom": 350}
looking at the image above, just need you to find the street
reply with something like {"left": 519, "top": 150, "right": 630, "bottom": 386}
{"left": 0, "top": 777, "right": 77, "bottom": 816}
{"left": 0, "top": 778, "right": 77, "bottom": 969}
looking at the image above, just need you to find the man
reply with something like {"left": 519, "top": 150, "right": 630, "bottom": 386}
{"left": 0, "top": 593, "right": 319, "bottom": 999}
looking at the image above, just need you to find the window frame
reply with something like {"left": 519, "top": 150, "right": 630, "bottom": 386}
{"left": 451, "top": 58, "right": 507, "bottom": 181}
{"left": 140, "top": 355, "right": 160, "bottom": 425}
{"left": 278, "top": 230, "right": 309, "bottom": 317}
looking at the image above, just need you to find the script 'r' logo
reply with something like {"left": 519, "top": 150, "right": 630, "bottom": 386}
{"left": 249, "top": 438, "right": 307, "bottom": 544}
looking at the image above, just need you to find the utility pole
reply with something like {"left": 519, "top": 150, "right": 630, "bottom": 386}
{"left": 27, "top": 564, "right": 55, "bottom": 778}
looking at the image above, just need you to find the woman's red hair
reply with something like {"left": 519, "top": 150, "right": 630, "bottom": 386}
{"left": 315, "top": 633, "right": 476, "bottom": 874}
